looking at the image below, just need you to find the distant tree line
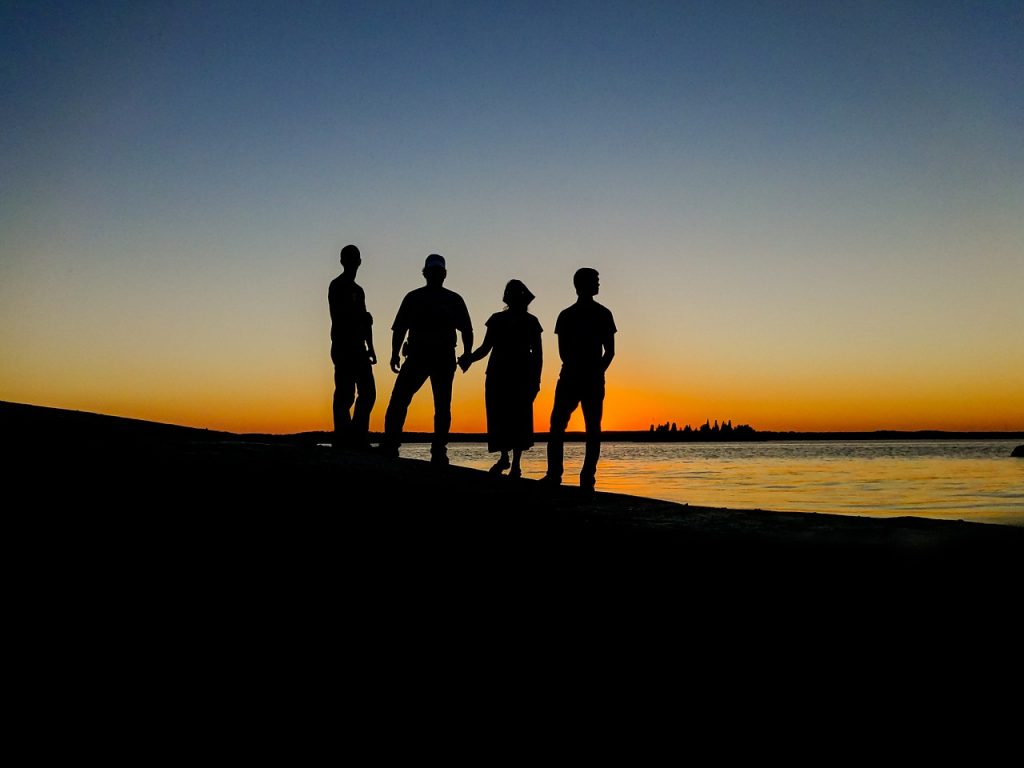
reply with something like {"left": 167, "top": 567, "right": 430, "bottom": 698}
{"left": 646, "top": 419, "right": 758, "bottom": 441}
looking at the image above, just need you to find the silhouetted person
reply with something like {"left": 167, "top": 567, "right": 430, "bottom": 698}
{"left": 380, "top": 254, "right": 473, "bottom": 465}
{"left": 459, "top": 280, "right": 543, "bottom": 479}
{"left": 329, "top": 244, "right": 376, "bottom": 449}
{"left": 542, "top": 268, "right": 616, "bottom": 492}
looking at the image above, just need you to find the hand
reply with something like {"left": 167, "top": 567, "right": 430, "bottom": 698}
{"left": 390, "top": 355, "right": 401, "bottom": 374}
{"left": 457, "top": 354, "right": 471, "bottom": 373}
{"left": 367, "top": 349, "right": 377, "bottom": 365}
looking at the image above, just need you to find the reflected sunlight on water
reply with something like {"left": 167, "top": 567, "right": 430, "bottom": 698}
{"left": 402, "top": 440, "right": 1024, "bottom": 525}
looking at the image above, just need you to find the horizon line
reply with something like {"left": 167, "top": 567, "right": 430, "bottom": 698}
{"left": 4, "top": 400, "right": 1022, "bottom": 441}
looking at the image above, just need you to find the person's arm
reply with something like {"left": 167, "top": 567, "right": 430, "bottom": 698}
{"left": 460, "top": 327, "right": 492, "bottom": 371}
{"left": 456, "top": 297, "right": 474, "bottom": 365}
{"left": 601, "top": 332, "right": 615, "bottom": 372}
{"left": 365, "top": 312, "right": 377, "bottom": 365}
{"left": 390, "top": 297, "right": 409, "bottom": 373}
{"left": 390, "top": 327, "right": 406, "bottom": 373}
{"left": 532, "top": 328, "right": 543, "bottom": 391}
{"left": 460, "top": 327, "right": 474, "bottom": 363}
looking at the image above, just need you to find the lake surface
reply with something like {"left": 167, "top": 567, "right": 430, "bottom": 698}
{"left": 402, "top": 440, "right": 1024, "bottom": 526}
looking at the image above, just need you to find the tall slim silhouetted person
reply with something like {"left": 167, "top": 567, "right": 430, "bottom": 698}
{"left": 329, "top": 244, "right": 377, "bottom": 449}
{"left": 380, "top": 254, "right": 473, "bottom": 465}
{"left": 459, "top": 280, "right": 543, "bottom": 479}
{"left": 542, "top": 268, "right": 616, "bottom": 492}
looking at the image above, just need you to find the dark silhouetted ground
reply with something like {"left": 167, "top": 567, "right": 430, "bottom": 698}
{"left": 6, "top": 399, "right": 1021, "bottom": 650}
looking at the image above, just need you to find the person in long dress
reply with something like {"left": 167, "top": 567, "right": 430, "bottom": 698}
{"left": 459, "top": 280, "right": 543, "bottom": 478}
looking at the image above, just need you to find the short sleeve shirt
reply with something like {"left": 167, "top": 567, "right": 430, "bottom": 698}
{"left": 484, "top": 311, "right": 543, "bottom": 377}
{"left": 393, "top": 286, "right": 472, "bottom": 357}
{"left": 554, "top": 300, "right": 616, "bottom": 375}
{"left": 329, "top": 274, "right": 370, "bottom": 360}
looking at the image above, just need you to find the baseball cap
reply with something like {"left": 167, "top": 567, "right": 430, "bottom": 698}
{"left": 424, "top": 254, "right": 446, "bottom": 270}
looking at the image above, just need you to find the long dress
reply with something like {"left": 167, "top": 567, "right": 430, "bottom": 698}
{"left": 483, "top": 310, "right": 543, "bottom": 453}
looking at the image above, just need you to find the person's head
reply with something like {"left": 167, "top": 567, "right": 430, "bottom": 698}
{"left": 503, "top": 279, "right": 535, "bottom": 311}
{"left": 573, "top": 267, "right": 600, "bottom": 298}
{"left": 340, "top": 244, "right": 361, "bottom": 272}
{"left": 423, "top": 253, "right": 447, "bottom": 287}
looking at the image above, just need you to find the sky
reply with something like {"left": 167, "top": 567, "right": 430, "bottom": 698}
{"left": 2, "top": 0, "right": 1022, "bottom": 433}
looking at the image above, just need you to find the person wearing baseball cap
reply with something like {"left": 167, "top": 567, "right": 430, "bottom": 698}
{"left": 378, "top": 253, "right": 473, "bottom": 465}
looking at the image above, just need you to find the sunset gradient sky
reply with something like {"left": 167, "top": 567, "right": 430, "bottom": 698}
{"left": 2, "top": 1, "right": 1022, "bottom": 433}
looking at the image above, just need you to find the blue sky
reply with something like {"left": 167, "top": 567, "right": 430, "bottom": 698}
{"left": 2, "top": 1, "right": 1022, "bottom": 431}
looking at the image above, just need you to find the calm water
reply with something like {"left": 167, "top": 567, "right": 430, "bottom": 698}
{"left": 402, "top": 440, "right": 1024, "bottom": 526}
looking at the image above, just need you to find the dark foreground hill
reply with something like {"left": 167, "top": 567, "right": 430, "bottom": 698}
{"left": 9, "top": 399, "right": 1024, "bottom": 678}
{"left": 5, "top": 400, "right": 1020, "bottom": 571}
{"left": 8, "top": 397, "right": 1024, "bottom": 716}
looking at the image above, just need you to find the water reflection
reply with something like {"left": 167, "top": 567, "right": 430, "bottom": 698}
{"left": 401, "top": 440, "right": 1024, "bottom": 525}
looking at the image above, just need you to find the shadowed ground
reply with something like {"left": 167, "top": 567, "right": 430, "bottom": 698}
{"left": 8, "top": 399, "right": 1023, "bottom": 681}
{"left": 7, "top": 400, "right": 1020, "bottom": 567}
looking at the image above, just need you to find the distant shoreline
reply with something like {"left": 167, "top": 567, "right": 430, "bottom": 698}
{"left": 353, "top": 429, "right": 1024, "bottom": 444}
{"left": 3, "top": 400, "right": 1020, "bottom": 444}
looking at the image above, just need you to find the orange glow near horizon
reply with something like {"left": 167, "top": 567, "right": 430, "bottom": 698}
{"left": 3, "top": 236, "right": 1021, "bottom": 436}
{"left": 4, "top": 360, "right": 1021, "bottom": 435}
{"left": 3, "top": 3, "right": 1023, "bottom": 442}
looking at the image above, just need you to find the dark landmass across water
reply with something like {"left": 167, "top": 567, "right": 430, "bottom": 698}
{"left": 4, "top": 401, "right": 1019, "bottom": 445}
{"left": 253, "top": 429, "right": 1024, "bottom": 445}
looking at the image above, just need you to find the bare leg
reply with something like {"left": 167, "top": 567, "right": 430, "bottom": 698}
{"left": 510, "top": 448, "right": 523, "bottom": 479}
{"left": 490, "top": 450, "right": 511, "bottom": 474}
